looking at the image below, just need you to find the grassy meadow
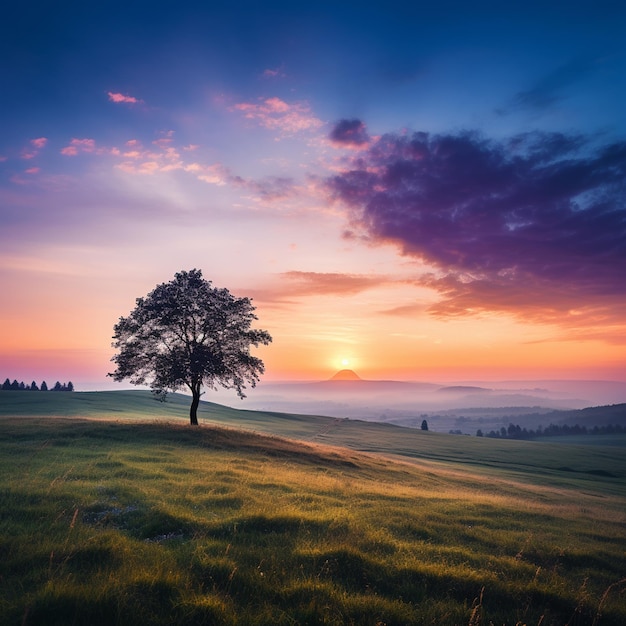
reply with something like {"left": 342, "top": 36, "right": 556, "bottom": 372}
{"left": 0, "top": 391, "right": 625, "bottom": 625}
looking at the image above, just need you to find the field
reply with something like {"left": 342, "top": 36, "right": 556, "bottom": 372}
{"left": 1, "top": 391, "right": 625, "bottom": 625}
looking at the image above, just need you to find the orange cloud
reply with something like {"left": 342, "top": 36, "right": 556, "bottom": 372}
{"left": 250, "top": 271, "right": 393, "bottom": 305}
{"left": 420, "top": 272, "right": 626, "bottom": 344}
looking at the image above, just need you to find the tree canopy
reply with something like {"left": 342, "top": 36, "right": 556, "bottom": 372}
{"left": 109, "top": 269, "right": 272, "bottom": 425}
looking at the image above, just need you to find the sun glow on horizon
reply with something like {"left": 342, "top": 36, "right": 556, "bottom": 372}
{"left": 331, "top": 355, "right": 359, "bottom": 372}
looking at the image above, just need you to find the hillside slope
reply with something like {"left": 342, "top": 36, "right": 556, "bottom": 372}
{"left": 1, "top": 414, "right": 625, "bottom": 625}
{"left": 1, "top": 390, "right": 625, "bottom": 494}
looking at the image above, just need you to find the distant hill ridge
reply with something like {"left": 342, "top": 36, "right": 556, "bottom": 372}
{"left": 330, "top": 369, "right": 362, "bottom": 381}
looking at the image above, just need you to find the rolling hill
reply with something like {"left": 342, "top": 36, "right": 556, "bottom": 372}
{"left": 1, "top": 390, "right": 626, "bottom": 624}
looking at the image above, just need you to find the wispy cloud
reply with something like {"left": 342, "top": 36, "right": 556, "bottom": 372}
{"left": 252, "top": 271, "right": 393, "bottom": 305}
{"left": 107, "top": 91, "right": 143, "bottom": 105}
{"left": 244, "top": 272, "right": 385, "bottom": 310}
{"left": 327, "top": 125, "right": 626, "bottom": 334}
{"left": 497, "top": 58, "right": 595, "bottom": 115}
{"left": 238, "top": 176, "right": 298, "bottom": 202}
{"left": 114, "top": 139, "right": 232, "bottom": 185}
{"left": 53, "top": 131, "right": 251, "bottom": 189}
{"left": 261, "top": 65, "right": 287, "bottom": 79}
{"left": 231, "top": 97, "right": 323, "bottom": 136}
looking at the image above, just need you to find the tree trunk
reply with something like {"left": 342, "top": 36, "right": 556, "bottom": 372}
{"left": 190, "top": 385, "right": 200, "bottom": 426}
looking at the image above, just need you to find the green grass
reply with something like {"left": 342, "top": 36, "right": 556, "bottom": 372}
{"left": 1, "top": 391, "right": 625, "bottom": 625}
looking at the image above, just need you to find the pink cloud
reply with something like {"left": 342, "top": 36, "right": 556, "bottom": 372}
{"left": 60, "top": 138, "right": 97, "bottom": 156}
{"left": 116, "top": 161, "right": 163, "bottom": 175}
{"left": 184, "top": 162, "right": 230, "bottom": 185}
{"left": 21, "top": 137, "right": 48, "bottom": 159}
{"left": 53, "top": 130, "right": 228, "bottom": 188}
{"left": 153, "top": 131, "right": 175, "bottom": 148}
{"left": 138, "top": 162, "right": 160, "bottom": 173}
{"left": 31, "top": 137, "right": 47, "bottom": 149}
{"left": 231, "top": 97, "right": 323, "bottom": 136}
{"left": 24, "top": 167, "right": 40, "bottom": 174}
{"left": 107, "top": 91, "right": 142, "bottom": 104}
{"left": 162, "top": 146, "right": 180, "bottom": 160}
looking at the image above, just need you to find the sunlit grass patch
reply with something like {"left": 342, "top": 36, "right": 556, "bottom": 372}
{"left": 1, "top": 413, "right": 625, "bottom": 625}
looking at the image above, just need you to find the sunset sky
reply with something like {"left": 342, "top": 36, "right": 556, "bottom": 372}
{"left": 1, "top": 1, "right": 625, "bottom": 391}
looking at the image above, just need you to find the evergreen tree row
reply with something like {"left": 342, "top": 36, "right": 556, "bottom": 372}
{"left": 478, "top": 422, "right": 624, "bottom": 439}
{"left": 1, "top": 378, "right": 74, "bottom": 392}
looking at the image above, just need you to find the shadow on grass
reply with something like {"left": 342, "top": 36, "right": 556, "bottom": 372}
{"left": 1, "top": 417, "right": 362, "bottom": 472}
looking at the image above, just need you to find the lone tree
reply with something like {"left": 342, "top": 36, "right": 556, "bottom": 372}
{"left": 109, "top": 269, "right": 272, "bottom": 425}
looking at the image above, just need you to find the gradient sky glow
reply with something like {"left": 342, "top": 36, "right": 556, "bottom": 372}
{"left": 1, "top": 0, "right": 625, "bottom": 390}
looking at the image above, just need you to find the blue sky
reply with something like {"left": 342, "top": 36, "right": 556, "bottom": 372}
{"left": 1, "top": 0, "right": 625, "bottom": 386}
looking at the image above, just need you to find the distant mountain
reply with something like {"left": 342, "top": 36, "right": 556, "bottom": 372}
{"left": 511, "top": 403, "right": 626, "bottom": 428}
{"left": 330, "top": 369, "right": 362, "bottom": 381}
{"left": 208, "top": 377, "right": 626, "bottom": 429}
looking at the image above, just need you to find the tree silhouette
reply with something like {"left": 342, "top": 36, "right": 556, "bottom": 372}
{"left": 41, "top": 381, "right": 48, "bottom": 391}
{"left": 421, "top": 419, "right": 429, "bottom": 431}
{"left": 2, "top": 378, "right": 10, "bottom": 390}
{"left": 109, "top": 269, "right": 272, "bottom": 425}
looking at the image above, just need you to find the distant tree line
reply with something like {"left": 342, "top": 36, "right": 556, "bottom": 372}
{"left": 1, "top": 378, "right": 74, "bottom": 392}
{"left": 477, "top": 422, "right": 624, "bottom": 439}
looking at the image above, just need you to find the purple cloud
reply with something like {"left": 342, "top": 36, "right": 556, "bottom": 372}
{"left": 329, "top": 119, "right": 370, "bottom": 148}
{"left": 327, "top": 127, "right": 626, "bottom": 330}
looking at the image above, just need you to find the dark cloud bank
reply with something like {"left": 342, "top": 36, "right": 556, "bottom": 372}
{"left": 327, "top": 122, "right": 626, "bottom": 333}
{"left": 329, "top": 119, "right": 371, "bottom": 148}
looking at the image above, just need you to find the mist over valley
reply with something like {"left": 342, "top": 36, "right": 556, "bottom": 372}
{"left": 212, "top": 371, "right": 626, "bottom": 435}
